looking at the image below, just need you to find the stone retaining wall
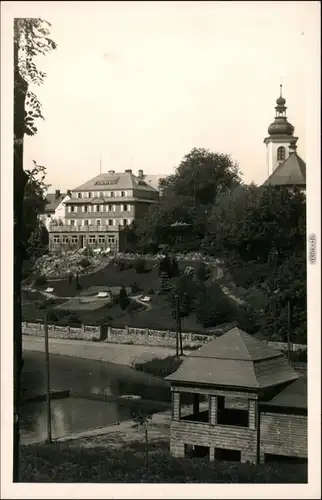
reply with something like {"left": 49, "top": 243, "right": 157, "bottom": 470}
{"left": 21, "top": 322, "right": 306, "bottom": 352}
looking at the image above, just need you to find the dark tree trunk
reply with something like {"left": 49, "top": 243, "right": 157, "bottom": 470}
{"left": 13, "top": 20, "right": 28, "bottom": 482}
{"left": 145, "top": 427, "right": 149, "bottom": 469}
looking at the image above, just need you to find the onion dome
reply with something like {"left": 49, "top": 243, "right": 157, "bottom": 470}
{"left": 276, "top": 94, "right": 286, "bottom": 106}
{"left": 268, "top": 119, "right": 294, "bottom": 136}
{"left": 267, "top": 84, "right": 294, "bottom": 136}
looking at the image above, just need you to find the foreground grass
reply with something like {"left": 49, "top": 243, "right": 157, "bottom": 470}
{"left": 20, "top": 442, "right": 307, "bottom": 483}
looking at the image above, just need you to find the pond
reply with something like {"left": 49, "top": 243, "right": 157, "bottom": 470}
{"left": 20, "top": 350, "right": 171, "bottom": 444}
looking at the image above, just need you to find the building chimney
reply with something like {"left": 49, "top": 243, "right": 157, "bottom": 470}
{"left": 55, "top": 189, "right": 61, "bottom": 199}
{"left": 67, "top": 189, "right": 71, "bottom": 197}
{"left": 138, "top": 169, "right": 144, "bottom": 178}
{"left": 108, "top": 170, "right": 115, "bottom": 174}
{"left": 125, "top": 169, "right": 132, "bottom": 174}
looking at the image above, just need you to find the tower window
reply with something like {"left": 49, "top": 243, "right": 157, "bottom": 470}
{"left": 277, "top": 146, "right": 286, "bottom": 162}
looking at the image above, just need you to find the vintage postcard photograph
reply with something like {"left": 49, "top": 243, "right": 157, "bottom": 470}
{"left": 1, "top": 1, "right": 321, "bottom": 498}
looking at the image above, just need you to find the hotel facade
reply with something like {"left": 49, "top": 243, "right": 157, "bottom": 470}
{"left": 48, "top": 169, "right": 159, "bottom": 253}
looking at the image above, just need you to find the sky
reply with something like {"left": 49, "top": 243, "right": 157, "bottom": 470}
{"left": 9, "top": 2, "right": 321, "bottom": 190}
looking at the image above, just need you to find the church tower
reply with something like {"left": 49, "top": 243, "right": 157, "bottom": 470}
{"left": 264, "top": 85, "right": 298, "bottom": 177}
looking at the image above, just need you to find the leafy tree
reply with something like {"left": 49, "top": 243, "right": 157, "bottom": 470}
{"left": 161, "top": 147, "right": 242, "bottom": 204}
{"left": 14, "top": 18, "right": 56, "bottom": 479}
{"left": 167, "top": 275, "right": 199, "bottom": 316}
{"left": 207, "top": 185, "right": 305, "bottom": 265}
{"left": 133, "top": 148, "right": 241, "bottom": 252}
{"left": 130, "top": 408, "right": 152, "bottom": 470}
{"left": 195, "top": 283, "right": 236, "bottom": 328}
{"left": 206, "top": 184, "right": 306, "bottom": 341}
{"left": 119, "top": 286, "right": 130, "bottom": 310}
{"left": 23, "top": 161, "right": 50, "bottom": 261}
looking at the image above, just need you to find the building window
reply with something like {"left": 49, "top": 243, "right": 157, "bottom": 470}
{"left": 62, "top": 237, "right": 69, "bottom": 244}
{"left": 277, "top": 146, "right": 286, "bottom": 162}
{"left": 121, "top": 191, "right": 126, "bottom": 197}
{"left": 88, "top": 192, "right": 92, "bottom": 198}
{"left": 77, "top": 193, "right": 82, "bottom": 198}
{"left": 84, "top": 220, "right": 89, "bottom": 226}
{"left": 98, "top": 236, "right": 105, "bottom": 244}
{"left": 110, "top": 192, "right": 115, "bottom": 197}
{"left": 123, "top": 204, "right": 128, "bottom": 212}
{"left": 96, "top": 219, "right": 101, "bottom": 226}
{"left": 53, "top": 236, "right": 60, "bottom": 244}
{"left": 108, "top": 219, "right": 113, "bottom": 226}
{"left": 108, "top": 204, "right": 113, "bottom": 212}
{"left": 84, "top": 205, "right": 88, "bottom": 212}
{"left": 71, "top": 236, "right": 78, "bottom": 244}
{"left": 99, "top": 192, "right": 104, "bottom": 197}
{"left": 107, "top": 236, "right": 115, "bottom": 244}
{"left": 96, "top": 205, "right": 100, "bottom": 212}
{"left": 88, "top": 236, "right": 96, "bottom": 244}
{"left": 71, "top": 206, "right": 75, "bottom": 212}
{"left": 70, "top": 220, "right": 75, "bottom": 226}
{"left": 123, "top": 219, "right": 127, "bottom": 226}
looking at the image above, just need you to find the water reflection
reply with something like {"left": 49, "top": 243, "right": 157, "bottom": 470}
{"left": 20, "top": 350, "right": 171, "bottom": 443}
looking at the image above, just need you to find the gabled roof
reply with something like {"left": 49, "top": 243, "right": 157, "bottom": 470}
{"left": 263, "top": 152, "right": 306, "bottom": 187}
{"left": 166, "top": 327, "right": 299, "bottom": 390}
{"left": 73, "top": 172, "right": 158, "bottom": 193}
{"left": 44, "top": 193, "right": 67, "bottom": 213}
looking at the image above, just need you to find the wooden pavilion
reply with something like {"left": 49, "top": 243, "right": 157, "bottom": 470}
{"left": 166, "top": 327, "right": 307, "bottom": 464}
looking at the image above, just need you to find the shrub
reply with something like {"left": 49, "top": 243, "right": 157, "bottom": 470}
{"left": 195, "top": 262, "right": 209, "bottom": 282}
{"left": 19, "top": 444, "right": 308, "bottom": 483}
{"left": 67, "top": 313, "right": 82, "bottom": 325}
{"left": 159, "top": 255, "right": 172, "bottom": 277}
{"left": 170, "top": 257, "right": 180, "bottom": 277}
{"left": 34, "top": 275, "right": 47, "bottom": 286}
{"left": 119, "top": 286, "right": 130, "bottom": 310}
{"left": 148, "top": 288, "right": 155, "bottom": 295}
{"left": 47, "top": 311, "right": 59, "bottom": 323}
{"left": 117, "top": 259, "right": 131, "bottom": 272}
{"left": 133, "top": 355, "right": 183, "bottom": 378}
{"left": 133, "top": 258, "right": 148, "bottom": 274}
{"left": 22, "top": 260, "right": 33, "bottom": 280}
{"left": 79, "top": 257, "right": 91, "bottom": 268}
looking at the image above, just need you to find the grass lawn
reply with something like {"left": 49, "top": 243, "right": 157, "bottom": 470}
{"left": 37, "top": 259, "right": 203, "bottom": 298}
{"left": 25, "top": 259, "right": 212, "bottom": 333}
{"left": 19, "top": 442, "right": 307, "bottom": 483}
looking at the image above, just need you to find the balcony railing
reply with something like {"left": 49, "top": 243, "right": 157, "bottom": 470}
{"left": 48, "top": 224, "right": 120, "bottom": 233}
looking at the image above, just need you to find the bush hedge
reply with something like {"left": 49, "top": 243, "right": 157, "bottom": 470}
{"left": 19, "top": 443, "right": 307, "bottom": 483}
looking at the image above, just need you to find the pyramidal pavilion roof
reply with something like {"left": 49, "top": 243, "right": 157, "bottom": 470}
{"left": 263, "top": 152, "right": 306, "bottom": 187}
{"left": 166, "top": 327, "right": 299, "bottom": 390}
